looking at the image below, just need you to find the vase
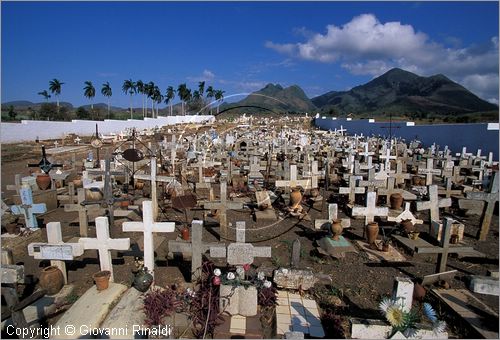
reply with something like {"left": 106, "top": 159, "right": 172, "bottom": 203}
{"left": 36, "top": 173, "right": 51, "bottom": 190}
{"left": 389, "top": 193, "right": 403, "bottom": 210}
{"left": 39, "top": 266, "right": 64, "bottom": 295}
{"left": 86, "top": 188, "right": 102, "bottom": 201}
{"left": 290, "top": 188, "right": 302, "bottom": 207}
{"left": 133, "top": 268, "right": 154, "bottom": 292}
{"left": 400, "top": 219, "right": 414, "bottom": 234}
{"left": 93, "top": 270, "right": 111, "bottom": 291}
{"left": 181, "top": 226, "right": 190, "bottom": 240}
{"left": 4, "top": 222, "right": 19, "bottom": 235}
{"left": 365, "top": 222, "right": 379, "bottom": 244}
{"left": 330, "top": 220, "right": 343, "bottom": 241}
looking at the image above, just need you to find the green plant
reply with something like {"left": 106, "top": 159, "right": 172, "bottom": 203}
{"left": 271, "top": 256, "right": 282, "bottom": 268}
{"left": 65, "top": 293, "right": 79, "bottom": 305}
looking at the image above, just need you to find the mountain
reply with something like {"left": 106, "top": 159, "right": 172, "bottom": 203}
{"left": 222, "top": 83, "right": 317, "bottom": 114}
{"left": 3, "top": 100, "right": 74, "bottom": 109}
{"left": 312, "top": 68, "right": 498, "bottom": 116}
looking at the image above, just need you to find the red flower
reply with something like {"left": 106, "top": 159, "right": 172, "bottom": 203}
{"left": 243, "top": 264, "right": 250, "bottom": 271}
{"left": 212, "top": 276, "right": 221, "bottom": 286}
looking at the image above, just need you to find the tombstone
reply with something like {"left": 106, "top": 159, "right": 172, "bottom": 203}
{"left": 79, "top": 217, "right": 130, "bottom": 282}
{"left": 391, "top": 277, "right": 414, "bottom": 313}
{"left": 291, "top": 239, "right": 301, "bottom": 268}
{"left": 122, "top": 201, "right": 175, "bottom": 279}
{"left": 339, "top": 175, "right": 365, "bottom": 204}
{"left": 28, "top": 222, "right": 84, "bottom": 284}
{"left": 465, "top": 171, "right": 499, "bottom": 241}
{"left": 416, "top": 185, "right": 452, "bottom": 231}
{"left": 352, "top": 192, "right": 389, "bottom": 226}
{"left": 314, "top": 203, "right": 351, "bottom": 230}
{"left": 64, "top": 188, "right": 102, "bottom": 237}
{"left": 10, "top": 184, "right": 47, "bottom": 230}
{"left": 418, "top": 158, "right": 441, "bottom": 186}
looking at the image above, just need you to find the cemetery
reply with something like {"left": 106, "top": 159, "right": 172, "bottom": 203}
{"left": 1, "top": 115, "right": 498, "bottom": 339}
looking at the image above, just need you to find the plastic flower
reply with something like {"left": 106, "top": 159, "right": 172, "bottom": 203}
{"left": 281, "top": 268, "right": 288, "bottom": 275}
{"left": 432, "top": 320, "right": 446, "bottom": 335}
{"left": 236, "top": 267, "right": 245, "bottom": 278}
{"left": 263, "top": 280, "right": 272, "bottom": 288}
{"left": 212, "top": 276, "right": 221, "bottom": 286}
{"left": 227, "top": 272, "right": 235, "bottom": 280}
{"left": 257, "top": 272, "right": 265, "bottom": 281}
{"left": 213, "top": 268, "right": 221, "bottom": 277}
{"left": 243, "top": 263, "right": 250, "bottom": 271}
{"left": 385, "top": 306, "right": 405, "bottom": 328}
{"left": 422, "top": 303, "right": 437, "bottom": 323}
{"left": 379, "top": 297, "right": 395, "bottom": 315}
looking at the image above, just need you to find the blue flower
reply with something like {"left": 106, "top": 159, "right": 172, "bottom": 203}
{"left": 423, "top": 303, "right": 437, "bottom": 323}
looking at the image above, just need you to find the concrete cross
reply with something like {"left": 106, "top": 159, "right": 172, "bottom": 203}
{"left": 358, "top": 169, "right": 386, "bottom": 192}
{"left": 189, "top": 158, "right": 222, "bottom": 183}
{"left": 28, "top": 221, "right": 84, "bottom": 284}
{"left": 342, "top": 154, "right": 355, "bottom": 174}
{"left": 418, "top": 158, "right": 442, "bottom": 186}
{"left": 275, "top": 164, "right": 312, "bottom": 191}
{"left": 352, "top": 191, "right": 389, "bottom": 225}
{"left": 79, "top": 216, "right": 130, "bottom": 282}
{"left": 6, "top": 174, "right": 23, "bottom": 196}
{"left": 314, "top": 203, "right": 350, "bottom": 229}
{"left": 416, "top": 185, "right": 452, "bottom": 226}
{"left": 389, "top": 160, "right": 410, "bottom": 185}
{"left": 339, "top": 175, "right": 365, "bottom": 204}
{"left": 202, "top": 178, "right": 244, "bottom": 239}
{"left": 303, "top": 160, "right": 323, "bottom": 190}
{"left": 168, "top": 220, "right": 224, "bottom": 281}
{"left": 438, "top": 177, "right": 463, "bottom": 198}
{"left": 10, "top": 185, "right": 47, "bottom": 230}
{"left": 387, "top": 202, "right": 424, "bottom": 225}
{"left": 134, "top": 157, "right": 175, "bottom": 219}
{"left": 377, "top": 177, "right": 417, "bottom": 202}
{"left": 64, "top": 188, "right": 101, "bottom": 237}
{"left": 210, "top": 221, "right": 272, "bottom": 266}
{"left": 379, "top": 146, "right": 397, "bottom": 171}
{"left": 465, "top": 171, "right": 499, "bottom": 241}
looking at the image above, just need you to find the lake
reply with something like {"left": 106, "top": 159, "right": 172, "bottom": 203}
{"left": 314, "top": 118, "right": 499, "bottom": 161}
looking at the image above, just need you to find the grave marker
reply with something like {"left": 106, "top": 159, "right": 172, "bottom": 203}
{"left": 10, "top": 185, "right": 47, "bottom": 230}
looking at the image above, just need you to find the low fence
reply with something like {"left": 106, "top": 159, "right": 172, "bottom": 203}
{"left": 0, "top": 115, "right": 215, "bottom": 143}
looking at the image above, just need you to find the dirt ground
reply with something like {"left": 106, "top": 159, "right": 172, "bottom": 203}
{"left": 1, "top": 123, "right": 498, "bottom": 339}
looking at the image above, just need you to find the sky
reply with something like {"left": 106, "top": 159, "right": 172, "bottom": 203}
{"left": 2, "top": 1, "right": 499, "bottom": 108}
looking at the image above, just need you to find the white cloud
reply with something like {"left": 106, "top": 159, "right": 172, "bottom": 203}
{"left": 187, "top": 69, "right": 215, "bottom": 82}
{"left": 266, "top": 14, "right": 499, "bottom": 102}
{"left": 219, "top": 79, "right": 266, "bottom": 92}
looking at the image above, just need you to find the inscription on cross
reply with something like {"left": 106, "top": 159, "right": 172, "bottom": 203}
{"left": 418, "top": 158, "right": 442, "bottom": 186}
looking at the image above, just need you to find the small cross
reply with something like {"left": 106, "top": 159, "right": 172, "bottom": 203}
{"left": 79, "top": 216, "right": 130, "bottom": 282}
{"left": 416, "top": 185, "right": 451, "bottom": 226}
{"left": 314, "top": 203, "right": 350, "bottom": 229}
{"left": 417, "top": 158, "right": 442, "bottom": 186}
{"left": 10, "top": 185, "right": 47, "bottom": 230}
{"left": 64, "top": 188, "right": 101, "bottom": 237}
{"left": 352, "top": 191, "right": 389, "bottom": 225}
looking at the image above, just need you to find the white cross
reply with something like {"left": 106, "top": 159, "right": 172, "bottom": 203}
{"left": 339, "top": 175, "right": 365, "bottom": 204}
{"left": 387, "top": 202, "right": 423, "bottom": 225}
{"left": 416, "top": 185, "right": 451, "bottom": 225}
{"left": 79, "top": 217, "right": 130, "bottom": 282}
{"left": 352, "top": 191, "right": 388, "bottom": 225}
{"left": 380, "top": 147, "right": 396, "bottom": 171}
{"left": 74, "top": 137, "right": 81, "bottom": 145}
{"left": 275, "top": 164, "right": 311, "bottom": 190}
{"left": 64, "top": 188, "right": 101, "bottom": 237}
{"left": 122, "top": 201, "right": 175, "bottom": 279}
{"left": 389, "top": 160, "right": 410, "bottom": 185}
{"left": 418, "top": 158, "right": 441, "bottom": 186}
{"left": 28, "top": 222, "right": 84, "bottom": 284}
{"left": 314, "top": 203, "right": 350, "bottom": 229}
{"left": 10, "top": 185, "right": 47, "bottom": 230}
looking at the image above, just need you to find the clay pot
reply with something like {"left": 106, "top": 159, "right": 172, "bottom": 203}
{"left": 4, "top": 222, "right": 19, "bottom": 235}
{"left": 181, "top": 226, "right": 190, "bottom": 241}
{"left": 36, "top": 173, "right": 51, "bottom": 190}
{"left": 133, "top": 268, "right": 153, "bottom": 292}
{"left": 39, "top": 266, "right": 64, "bottom": 295}
{"left": 330, "top": 220, "right": 343, "bottom": 241}
{"left": 389, "top": 193, "right": 404, "bottom": 210}
{"left": 290, "top": 188, "right": 302, "bottom": 207}
{"left": 408, "top": 231, "right": 420, "bottom": 240}
{"left": 73, "top": 178, "right": 83, "bottom": 188}
{"left": 418, "top": 177, "right": 426, "bottom": 186}
{"left": 135, "top": 181, "right": 145, "bottom": 190}
{"left": 86, "top": 188, "right": 102, "bottom": 201}
{"left": 412, "top": 176, "right": 421, "bottom": 186}
{"left": 365, "top": 222, "right": 379, "bottom": 245}
{"left": 400, "top": 219, "right": 414, "bottom": 234}
{"left": 413, "top": 283, "right": 426, "bottom": 301}
{"left": 93, "top": 270, "right": 111, "bottom": 291}
{"left": 120, "top": 200, "right": 129, "bottom": 209}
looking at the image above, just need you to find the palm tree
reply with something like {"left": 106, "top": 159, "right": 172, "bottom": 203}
{"left": 192, "top": 90, "right": 202, "bottom": 112}
{"left": 83, "top": 81, "right": 96, "bottom": 111}
{"left": 165, "top": 86, "right": 176, "bottom": 116}
{"left": 101, "top": 82, "right": 112, "bottom": 118}
{"left": 206, "top": 86, "right": 214, "bottom": 114}
{"left": 184, "top": 88, "right": 192, "bottom": 115}
{"left": 48, "top": 79, "right": 64, "bottom": 113}
{"left": 37, "top": 90, "right": 51, "bottom": 102}
{"left": 214, "top": 89, "right": 225, "bottom": 114}
{"left": 144, "top": 81, "right": 155, "bottom": 117}
{"left": 177, "top": 83, "right": 188, "bottom": 115}
{"left": 122, "top": 79, "right": 136, "bottom": 119}
{"left": 136, "top": 80, "right": 145, "bottom": 118}
{"left": 153, "top": 86, "right": 162, "bottom": 118}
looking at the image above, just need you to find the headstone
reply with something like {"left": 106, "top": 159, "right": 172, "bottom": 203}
{"left": 391, "top": 277, "right": 414, "bottom": 312}
{"left": 352, "top": 191, "right": 389, "bottom": 225}
{"left": 291, "top": 239, "right": 301, "bottom": 268}
{"left": 10, "top": 185, "right": 47, "bottom": 230}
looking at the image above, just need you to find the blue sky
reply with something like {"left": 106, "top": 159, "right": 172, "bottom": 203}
{"left": 2, "top": 1, "right": 499, "bottom": 108}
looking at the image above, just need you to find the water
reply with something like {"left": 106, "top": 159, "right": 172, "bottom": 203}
{"left": 314, "top": 118, "right": 499, "bottom": 160}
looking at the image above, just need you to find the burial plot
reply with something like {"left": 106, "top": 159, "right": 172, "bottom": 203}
{"left": 416, "top": 185, "right": 451, "bottom": 233}
{"left": 254, "top": 190, "right": 277, "bottom": 221}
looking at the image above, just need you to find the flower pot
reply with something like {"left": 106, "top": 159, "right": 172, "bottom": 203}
{"left": 389, "top": 193, "right": 403, "bottom": 210}
{"left": 86, "top": 188, "right": 102, "bottom": 201}
{"left": 330, "top": 219, "right": 343, "bottom": 241}
{"left": 181, "top": 226, "right": 190, "bottom": 241}
{"left": 93, "top": 270, "right": 111, "bottom": 291}
{"left": 4, "top": 222, "right": 19, "bottom": 235}
{"left": 400, "top": 219, "right": 414, "bottom": 234}
{"left": 290, "top": 188, "right": 302, "bottom": 207}
{"left": 39, "top": 266, "right": 64, "bottom": 295}
{"left": 36, "top": 173, "right": 51, "bottom": 190}
{"left": 133, "top": 268, "right": 153, "bottom": 292}
{"left": 135, "top": 181, "right": 145, "bottom": 190}
{"left": 365, "top": 222, "right": 379, "bottom": 245}
{"left": 73, "top": 178, "right": 83, "bottom": 188}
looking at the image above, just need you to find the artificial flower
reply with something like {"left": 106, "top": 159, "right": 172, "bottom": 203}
{"left": 236, "top": 267, "right": 245, "bottom": 278}
{"left": 432, "top": 320, "right": 447, "bottom": 335}
{"left": 227, "top": 272, "right": 235, "bottom": 280}
{"left": 385, "top": 306, "right": 405, "bottom": 328}
{"left": 213, "top": 268, "right": 221, "bottom": 277}
{"left": 281, "top": 268, "right": 288, "bottom": 274}
{"left": 422, "top": 303, "right": 437, "bottom": 323}
{"left": 263, "top": 280, "right": 272, "bottom": 288}
{"left": 212, "top": 276, "right": 221, "bottom": 286}
{"left": 378, "top": 297, "right": 395, "bottom": 315}
{"left": 243, "top": 263, "right": 250, "bottom": 271}
{"left": 257, "top": 272, "right": 265, "bottom": 281}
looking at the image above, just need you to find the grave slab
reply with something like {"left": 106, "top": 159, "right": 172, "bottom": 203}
{"left": 468, "top": 275, "right": 500, "bottom": 296}
{"left": 422, "top": 270, "right": 458, "bottom": 286}
{"left": 255, "top": 208, "right": 277, "bottom": 221}
{"left": 316, "top": 236, "right": 357, "bottom": 258}
{"left": 355, "top": 240, "right": 407, "bottom": 262}
{"left": 53, "top": 283, "right": 128, "bottom": 339}
{"left": 273, "top": 268, "right": 321, "bottom": 290}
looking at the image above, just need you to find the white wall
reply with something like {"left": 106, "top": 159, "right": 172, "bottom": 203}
{"left": 0, "top": 115, "right": 215, "bottom": 143}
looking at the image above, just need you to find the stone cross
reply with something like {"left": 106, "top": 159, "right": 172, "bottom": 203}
{"left": 168, "top": 220, "right": 224, "bottom": 281}
{"left": 418, "top": 158, "right": 441, "bottom": 186}
{"left": 438, "top": 177, "right": 463, "bottom": 198}
{"left": 377, "top": 177, "right": 417, "bottom": 202}
{"left": 314, "top": 203, "right": 350, "bottom": 229}
{"left": 210, "top": 221, "right": 272, "bottom": 266}
{"left": 64, "top": 188, "right": 101, "bottom": 237}
{"left": 134, "top": 157, "right": 175, "bottom": 219}
{"left": 339, "top": 175, "right": 365, "bottom": 204}
{"left": 28, "top": 222, "right": 84, "bottom": 284}
{"left": 10, "top": 185, "right": 47, "bottom": 230}
{"left": 389, "top": 161, "right": 410, "bottom": 186}
{"left": 352, "top": 191, "right": 389, "bottom": 225}
{"left": 358, "top": 169, "right": 386, "bottom": 192}
{"left": 416, "top": 185, "right": 452, "bottom": 226}
{"left": 275, "top": 164, "right": 312, "bottom": 191}
{"left": 122, "top": 201, "right": 175, "bottom": 279}
{"left": 79, "top": 217, "right": 130, "bottom": 282}
{"left": 379, "top": 147, "right": 396, "bottom": 171}
{"left": 387, "top": 202, "right": 424, "bottom": 225}
{"left": 465, "top": 171, "right": 499, "bottom": 241}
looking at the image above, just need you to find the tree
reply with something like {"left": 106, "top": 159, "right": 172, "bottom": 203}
{"left": 205, "top": 86, "right": 214, "bottom": 114}
{"left": 37, "top": 90, "right": 51, "bottom": 102}
{"left": 164, "top": 86, "right": 176, "bottom": 116}
{"left": 214, "top": 89, "right": 225, "bottom": 114}
{"left": 152, "top": 86, "right": 162, "bottom": 118}
{"left": 144, "top": 81, "right": 155, "bottom": 118}
{"left": 191, "top": 90, "right": 202, "bottom": 112}
{"left": 136, "top": 80, "right": 145, "bottom": 118}
{"left": 48, "top": 79, "right": 64, "bottom": 113}
{"left": 76, "top": 106, "right": 90, "bottom": 119}
{"left": 198, "top": 81, "right": 205, "bottom": 97}
{"left": 39, "top": 102, "right": 68, "bottom": 121}
{"left": 7, "top": 105, "right": 17, "bottom": 120}
{"left": 177, "top": 83, "right": 188, "bottom": 115}
{"left": 122, "top": 79, "right": 136, "bottom": 119}
{"left": 83, "top": 81, "right": 96, "bottom": 111}
{"left": 101, "top": 82, "right": 112, "bottom": 118}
